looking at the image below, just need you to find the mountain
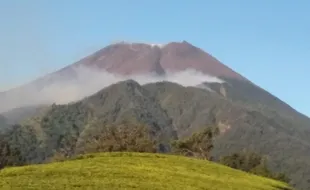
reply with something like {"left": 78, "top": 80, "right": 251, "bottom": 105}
{"left": 1, "top": 80, "right": 309, "bottom": 189}
{"left": 4, "top": 80, "right": 177, "bottom": 163}
{"left": 0, "top": 41, "right": 310, "bottom": 189}
{"left": 0, "top": 41, "right": 246, "bottom": 113}
{"left": 57, "top": 41, "right": 244, "bottom": 78}
{"left": 1, "top": 105, "right": 49, "bottom": 125}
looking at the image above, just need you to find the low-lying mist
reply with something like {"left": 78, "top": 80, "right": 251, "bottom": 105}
{"left": 0, "top": 66, "right": 224, "bottom": 113}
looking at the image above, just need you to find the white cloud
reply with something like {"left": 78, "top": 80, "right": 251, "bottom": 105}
{"left": 0, "top": 66, "right": 224, "bottom": 113}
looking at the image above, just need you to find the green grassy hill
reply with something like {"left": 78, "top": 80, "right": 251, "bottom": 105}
{"left": 0, "top": 152, "right": 291, "bottom": 190}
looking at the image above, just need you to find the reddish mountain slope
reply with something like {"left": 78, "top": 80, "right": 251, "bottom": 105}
{"left": 57, "top": 41, "right": 246, "bottom": 80}
{"left": 160, "top": 41, "right": 244, "bottom": 79}
{"left": 0, "top": 41, "right": 247, "bottom": 112}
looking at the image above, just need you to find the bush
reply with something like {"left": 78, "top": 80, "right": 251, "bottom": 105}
{"left": 171, "top": 126, "right": 219, "bottom": 160}
{"left": 219, "top": 151, "right": 290, "bottom": 183}
{"left": 78, "top": 123, "right": 158, "bottom": 154}
{"left": 220, "top": 151, "right": 262, "bottom": 172}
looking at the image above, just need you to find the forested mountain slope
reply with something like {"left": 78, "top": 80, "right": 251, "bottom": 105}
{"left": 0, "top": 80, "right": 309, "bottom": 189}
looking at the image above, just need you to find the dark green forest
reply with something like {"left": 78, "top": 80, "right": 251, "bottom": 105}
{"left": 0, "top": 80, "right": 309, "bottom": 190}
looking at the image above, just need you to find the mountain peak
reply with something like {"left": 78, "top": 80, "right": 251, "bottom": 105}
{"left": 69, "top": 40, "right": 247, "bottom": 80}
{"left": 109, "top": 41, "right": 168, "bottom": 48}
{"left": 0, "top": 41, "right": 248, "bottom": 112}
{"left": 103, "top": 40, "right": 198, "bottom": 51}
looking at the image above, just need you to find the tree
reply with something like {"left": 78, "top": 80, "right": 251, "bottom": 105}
{"left": 0, "top": 125, "right": 26, "bottom": 169}
{"left": 171, "top": 126, "right": 219, "bottom": 160}
{"left": 219, "top": 151, "right": 290, "bottom": 183}
{"left": 77, "top": 122, "right": 158, "bottom": 154}
{"left": 220, "top": 151, "right": 262, "bottom": 172}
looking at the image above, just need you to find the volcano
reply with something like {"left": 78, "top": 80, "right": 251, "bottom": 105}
{"left": 68, "top": 41, "right": 245, "bottom": 79}
{"left": 1, "top": 40, "right": 310, "bottom": 190}
{"left": 0, "top": 41, "right": 248, "bottom": 112}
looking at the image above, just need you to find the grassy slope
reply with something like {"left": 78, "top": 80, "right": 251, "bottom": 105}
{"left": 0, "top": 152, "right": 290, "bottom": 190}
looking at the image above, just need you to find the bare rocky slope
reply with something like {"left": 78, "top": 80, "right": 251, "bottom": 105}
{"left": 69, "top": 41, "right": 245, "bottom": 79}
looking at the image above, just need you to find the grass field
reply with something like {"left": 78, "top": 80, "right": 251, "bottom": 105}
{"left": 0, "top": 152, "right": 291, "bottom": 190}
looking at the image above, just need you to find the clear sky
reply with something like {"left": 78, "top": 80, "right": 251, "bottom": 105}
{"left": 0, "top": 0, "right": 309, "bottom": 116}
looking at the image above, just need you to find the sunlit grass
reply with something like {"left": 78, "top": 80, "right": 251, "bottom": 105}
{"left": 0, "top": 152, "right": 291, "bottom": 190}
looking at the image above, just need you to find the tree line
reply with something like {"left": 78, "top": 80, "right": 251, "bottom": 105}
{"left": 0, "top": 122, "right": 289, "bottom": 184}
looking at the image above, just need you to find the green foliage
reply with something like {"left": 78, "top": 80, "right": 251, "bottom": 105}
{"left": 171, "top": 126, "right": 219, "bottom": 160}
{"left": 273, "top": 173, "right": 291, "bottom": 185}
{"left": 220, "top": 151, "right": 262, "bottom": 172}
{"left": 0, "top": 115, "right": 9, "bottom": 131}
{"left": 0, "top": 80, "right": 307, "bottom": 189}
{"left": 146, "top": 79, "right": 310, "bottom": 190}
{"left": 219, "top": 151, "right": 290, "bottom": 184}
{"left": 78, "top": 123, "right": 158, "bottom": 154}
{"left": 0, "top": 125, "right": 26, "bottom": 169}
{"left": 0, "top": 152, "right": 291, "bottom": 190}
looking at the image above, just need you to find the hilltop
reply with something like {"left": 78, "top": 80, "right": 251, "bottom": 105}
{"left": 0, "top": 152, "right": 291, "bottom": 190}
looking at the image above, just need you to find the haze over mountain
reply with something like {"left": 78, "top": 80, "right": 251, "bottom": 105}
{"left": 0, "top": 41, "right": 238, "bottom": 113}
{"left": 0, "top": 41, "right": 310, "bottom": 189}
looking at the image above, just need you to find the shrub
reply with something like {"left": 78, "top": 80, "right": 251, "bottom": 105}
{"left": 219, "top": 151, "right": 290, "bottom": 183}
{"left": 78, "top": 123, "right": 158, "bottom": 154}
{"left": 171, "top": 126, "right": 219, "bottom": 160}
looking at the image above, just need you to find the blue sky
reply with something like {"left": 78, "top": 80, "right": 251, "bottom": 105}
{"left": 0, "top": 0, "right": 309, "bottom": 116}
